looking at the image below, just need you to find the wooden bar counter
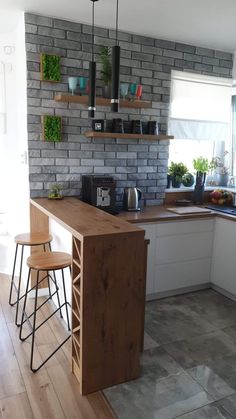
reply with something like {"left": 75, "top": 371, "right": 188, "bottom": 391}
{"left": 30, "top": 197, "right": 146, "bottom": 395}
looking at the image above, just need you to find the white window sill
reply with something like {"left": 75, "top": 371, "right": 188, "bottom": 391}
{"left": 165, "top": 186, "right": 236, "bottom": 193}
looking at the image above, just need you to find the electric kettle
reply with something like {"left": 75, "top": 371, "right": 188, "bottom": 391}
{"left": 123, "top": 187, "right": 142, "bottom": 211}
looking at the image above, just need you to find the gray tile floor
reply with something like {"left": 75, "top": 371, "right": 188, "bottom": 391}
{"left": 104, "top": 289, "right": 236, "bottom": 419}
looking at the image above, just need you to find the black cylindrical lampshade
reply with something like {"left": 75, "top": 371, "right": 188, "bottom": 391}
{"left": 111, "top": 45, "right": 120, "bottom": 112}
{"left": 88, "top": 61, "right": 96, "bottom": 118}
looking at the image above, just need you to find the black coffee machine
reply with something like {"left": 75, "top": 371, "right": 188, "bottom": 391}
{"left": 82, "top": 175, "right": 117, "bottom": 214}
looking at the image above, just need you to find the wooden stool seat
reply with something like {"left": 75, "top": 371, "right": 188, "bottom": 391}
{"left": 27, "top": 251, "right": 71, "bottom": 271}
{"left": 10, "top": 231, "right": 54, "bottom": 326}
{"left": 15, "top": 232, "right": 53, "bottom": 246}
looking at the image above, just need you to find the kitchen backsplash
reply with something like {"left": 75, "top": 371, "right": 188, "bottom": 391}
{"left": 25, "top": 13, "right": 233, "bottom": 205}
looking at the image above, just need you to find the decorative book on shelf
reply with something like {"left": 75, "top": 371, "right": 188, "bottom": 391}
{"left": 54, "top": 94, "right": 151, "bottom": 109}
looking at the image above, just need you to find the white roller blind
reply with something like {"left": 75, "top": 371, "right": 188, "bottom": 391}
{"left": 0, "top": 62, "right": 6, "bottom": 134}
{"left": 168, "top": 70, "right": 232, "bottom": 141}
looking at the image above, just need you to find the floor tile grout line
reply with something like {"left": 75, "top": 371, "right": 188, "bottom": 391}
{"left": 173, "top": 401, "right": 235, "bottom": 419}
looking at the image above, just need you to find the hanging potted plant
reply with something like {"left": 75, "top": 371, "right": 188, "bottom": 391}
{"left": 99, "top": 46, "right": 112, "bottom": 98}
{"left": 168, "top": 162, "right": 188, "bottom": 188}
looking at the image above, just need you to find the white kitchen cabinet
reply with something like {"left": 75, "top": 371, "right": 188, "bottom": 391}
{"left": 211, "top": 218, "right": 236, "bottom": 297}
{"left": 138, "top": 218, "right": 214, "bottom": 300}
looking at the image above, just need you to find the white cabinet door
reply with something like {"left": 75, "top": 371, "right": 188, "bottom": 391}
{"left": 154, "top": 219, "right": 214, "bottom": 295}
{"left": 137, "top": 218, "right": 214, "bottom": 299}
{"left": 211, "top": 218, "right": 236, "bottom": 296}
{"left": 137, "top": 223, "right": 156, "bottom": 296}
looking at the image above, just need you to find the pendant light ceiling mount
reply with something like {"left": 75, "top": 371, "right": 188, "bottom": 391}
{"left": 88, "top": 0, "right": 99, "bottom": 118}
{"left": 111, "top": 0, "right": 121, "bottom": 113}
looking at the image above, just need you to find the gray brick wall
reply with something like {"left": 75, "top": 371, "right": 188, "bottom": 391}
{"left": 25, "top": 12, "right": 233, "bottom": 206}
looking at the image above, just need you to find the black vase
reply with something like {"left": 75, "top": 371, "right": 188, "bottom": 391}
{"left": 193, "top": 172, "right": 206, "bottom": 204}
{"left": 172, "top": 177, "right": 181, "bottom": 188}
{"left": 195, "top": 171, "right": 206, "bottom": 186}
{"left": 166, "top": 174, "right": 172, "bottom": 189}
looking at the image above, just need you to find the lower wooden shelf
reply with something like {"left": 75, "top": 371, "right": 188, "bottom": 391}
{"left": 84, "top": 131, "right": 174, "bottom": 140}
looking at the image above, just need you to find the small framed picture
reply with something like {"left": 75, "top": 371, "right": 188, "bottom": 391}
{"left": 92, "top": 119, "right": 104, "bottom": 132}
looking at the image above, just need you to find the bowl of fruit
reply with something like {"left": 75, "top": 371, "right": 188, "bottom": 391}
{"left": 210, "top": 189, "right": 232, "bottom": 205}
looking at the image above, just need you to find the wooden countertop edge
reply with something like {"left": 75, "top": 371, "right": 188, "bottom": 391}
{"left": 31, "top": 198, "right": 236, "bottom": 234}
{"left": 30, "top": 198, "right": 145, "bottom": 239}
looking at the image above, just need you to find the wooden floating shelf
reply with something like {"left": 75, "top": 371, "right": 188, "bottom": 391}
{"left": 85, "top": 131, "right": 174, "bottom": 140}
{"left": 55, "top": 94, "right": 151, "bottom": 109}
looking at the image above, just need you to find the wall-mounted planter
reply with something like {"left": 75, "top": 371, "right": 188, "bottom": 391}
{"left": 40, "top": 53, "right": 61, "bottom": 82}
{"left": 42, "top": 115, "right": 62, "bottom": 142}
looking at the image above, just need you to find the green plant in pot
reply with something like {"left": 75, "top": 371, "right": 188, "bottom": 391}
{"left": 99, "top": 46, "right": 112, "bottom": 98}
{"left": 48, "top": 183, "right": 64, "bottom": 199}
{"left": 182, "top": 172, "right": 194, "bottom": 187}
{"left": 193, "top": 156, "right": 212, "bottom": 204}
{"left": 211, "top": 151, "right": 230, "bottom": 186}
{"left": 168, "top": 162, "right": 188, "bottom": 188}
{"left": 193, "top": 156, "right": 212, "bottom": 186}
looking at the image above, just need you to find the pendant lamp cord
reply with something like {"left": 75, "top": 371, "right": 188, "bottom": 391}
{"left": 92, "top": 0, "right": 95, "bottom": 60}
{"left": 116, "top": 0, "right": 119, "bottom": 45}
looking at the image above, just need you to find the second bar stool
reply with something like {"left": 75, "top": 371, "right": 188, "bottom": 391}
{"left": 9, "top": 232, "right": 53, "bottom": 326}
{"left": 19, "top": 251, "right": 71, "bottom": 372}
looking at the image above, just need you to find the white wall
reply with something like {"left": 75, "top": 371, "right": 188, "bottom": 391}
{"left": 0, "top": 12, "right": 29, "bottom": 274}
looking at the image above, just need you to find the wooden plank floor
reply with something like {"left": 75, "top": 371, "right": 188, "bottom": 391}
{"left": 0, "top": 273, "right": 116, "bottom": 419}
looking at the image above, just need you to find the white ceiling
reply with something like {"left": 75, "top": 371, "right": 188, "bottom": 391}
{"left": 1, "top": 0, "right": 236, "bottom": 52}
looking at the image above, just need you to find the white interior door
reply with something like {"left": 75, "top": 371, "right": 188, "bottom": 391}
{"left": 0, "top": 15, "right": 29, "bottom": 274}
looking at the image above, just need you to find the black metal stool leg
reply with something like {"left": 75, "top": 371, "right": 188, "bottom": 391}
{"left": 9, "top": 243, "right": 18, "bottom": 305}
{"left": 47, "top": 270, "right": 52, "bottom": 299}
{"left": 30, "top": 269, "right": 40, "bottom": 372}
{"left": 19, "top": 268, "right": 31, "bottom": 341}
{"left": 15, "top": 245, "right": 24, "bottom": 326}
{"left": 54, "top": 272, "right": 63, "bottom": 319}
{"left": 61, "top": 269, "right": 70, "bottom": 331}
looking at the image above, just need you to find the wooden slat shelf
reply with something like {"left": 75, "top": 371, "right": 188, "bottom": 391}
{"left": 85, "top": 131, "right": 174, "bottom": 140}
{"left": 55, "top": 94, "right": 151, "bottom": 109}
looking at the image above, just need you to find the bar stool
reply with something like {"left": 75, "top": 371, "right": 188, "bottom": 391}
{"left": 19, "top": 251, "right": 71, "bottom": 372}
{"left": 9, "top": 232, "right": 53, "bottom": 326}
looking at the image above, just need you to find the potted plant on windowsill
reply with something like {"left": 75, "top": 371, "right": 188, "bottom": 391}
{"left": 211, "top": 151, "right": 230, "bottom": 186}
{"left": 193, "top": 156, "right": 213, "bottom": 204}
{"left": 168, "top": 162, "right": 188, "bottom": 188}
{"left": 99, "top": 46, "right": 112, "bottom": 98}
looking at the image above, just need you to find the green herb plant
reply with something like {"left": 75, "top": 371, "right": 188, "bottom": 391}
{"left": 193, "top": 156, "right": 212, "bottom": 173}
{"left": 43, "top": 115, "right": 62, "bottom": 142}
{"left": 168, "top": 161, "right": 188, "bottom": 183}
{"left": 48, "top": 183, "right": 63, "bottom": 199}
{"left": 99, "top": 46, "right": 112, "bottom": 86}
{"left": 41, "top": 53, "right": 60, "bottom": 82}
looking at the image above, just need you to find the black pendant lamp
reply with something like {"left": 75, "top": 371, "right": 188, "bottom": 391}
{"left": 88, "top": 0, "right": 99, "bottom": 118}
{"left": 111, "top": 0, "right": 120, "bottom": 112}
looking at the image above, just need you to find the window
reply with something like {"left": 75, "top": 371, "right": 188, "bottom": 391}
{"left": 168, "top": 70, "right": 232, "bottom": 174}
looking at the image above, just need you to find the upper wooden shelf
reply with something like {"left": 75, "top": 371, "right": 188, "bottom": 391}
{"left": 54, "top": 94, "right": 151, "bottom": 109}
{"left": 84, "top": 131, "right": 174, "bottom": 140}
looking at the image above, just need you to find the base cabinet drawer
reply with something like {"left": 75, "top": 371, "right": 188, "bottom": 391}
{"left": 156, "top": 231, "right": 213, "bottom": 265}
{"left": 138, "top": 219, "right": 214, "bottom": 298}
{"left": 153, "top": 259, "right": 212, "bottom": 294}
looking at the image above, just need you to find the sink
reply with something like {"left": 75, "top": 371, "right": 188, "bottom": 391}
{"left": 205, "top": 204, "right": 236, "bottom": 216}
